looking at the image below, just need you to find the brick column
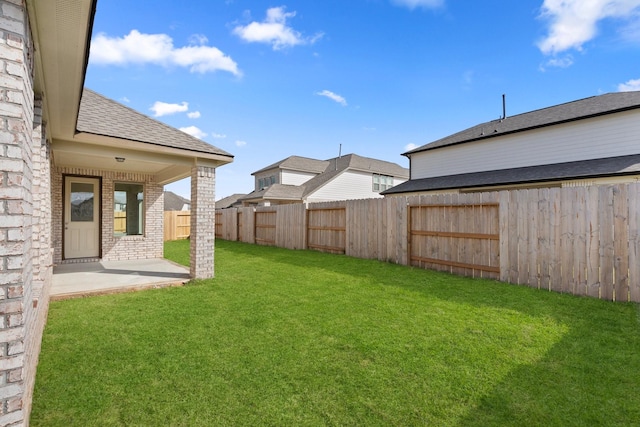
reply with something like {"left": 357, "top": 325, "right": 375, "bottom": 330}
{"left": 190, "top": 165, "right": 215, "bottom": 279}
{"left": 0, "top": 1, "right": 36, "bottom": 425}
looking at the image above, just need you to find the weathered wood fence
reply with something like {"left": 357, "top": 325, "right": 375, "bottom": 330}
{"left": 212, "top": 183, "right": 640, "bottom": 303}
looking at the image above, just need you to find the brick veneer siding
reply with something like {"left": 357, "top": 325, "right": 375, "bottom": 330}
{"left": 52, "top": 167, "right": 164, "bottom": 264}
{"left": 190, "top": 165, "right": 215, "bottom": 279}
{"left": 0, "top": 1, "right": 45, "bottom": 424}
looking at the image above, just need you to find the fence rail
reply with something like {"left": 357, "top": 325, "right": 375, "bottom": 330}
{"left": 167, "top": 183, "right": 640, "bottom": 302}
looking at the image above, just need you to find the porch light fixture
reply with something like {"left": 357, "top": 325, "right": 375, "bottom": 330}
{"left": 115, "top": 157, "right": 125, "bottom": 163}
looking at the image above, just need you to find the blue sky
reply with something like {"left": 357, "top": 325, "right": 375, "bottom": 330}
{"left": 85, "top": 0, "right": 640, "bottom": 200}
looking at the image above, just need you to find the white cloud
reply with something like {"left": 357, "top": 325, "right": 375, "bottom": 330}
{"left": 121, "top": 96, "right": 130, "bottom": 103}
{"left": 316, "top": 90, "right": 347, "bottom": 106}
{"left": 391, "top": 0, "right": 444, "bottom": 9}
{"left": 233, "top": 6, "right": 323, "bottom": 50}
{"left": 188, "top": 34, "right": 209, "bottom": 45}
{"left": 90, "top": 30, "right": 240, "bottom": 75}
{"left": 539, "top": 55, "right": 575, "bottom": 71}
{"left": 150, "top": 101, "right": 188, "bottom": 117}
{"left": 211, "top": 133, "right": 227, "bottom": 139}
{"left": 405, "top": 143, "right": 419, "bottom": 151}
{"left": 537, "top": 0, "right": 640, "bottom": 55}
{"left": 619, "top": 14, "right": 640, "bottom": 41}
{"left": 618, "top": 78, "right": 640, "bottom": 91}
{"left": 187, "top": 111, "right": 201, "bottom": 119}
{"left": 235, "top": 140, "right": 247, "bottom": 147}
{"left": 179, "top": 126, "right": 207, "bottom": 139}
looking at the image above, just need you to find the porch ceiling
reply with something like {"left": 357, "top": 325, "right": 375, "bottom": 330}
{"left": 52, "top": 137, "right": 225, "bottom": 185}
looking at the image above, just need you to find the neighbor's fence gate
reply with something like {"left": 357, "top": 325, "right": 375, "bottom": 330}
{"left": 307, "top": 205, "right": 346, "bottom": 254}
{"left": 408, "top": 203, "right": 500, "bottom": 280}
{"left": 210, "top": 183, "right": 640, "bottom": 303}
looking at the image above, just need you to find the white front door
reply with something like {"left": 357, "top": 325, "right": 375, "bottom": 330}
{"left": 64, "top": 176, "right": 100, "bottom": 259}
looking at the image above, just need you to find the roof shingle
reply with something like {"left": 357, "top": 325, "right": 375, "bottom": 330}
{"left": 77, "top": 89, "right": 233, "bottom": 158}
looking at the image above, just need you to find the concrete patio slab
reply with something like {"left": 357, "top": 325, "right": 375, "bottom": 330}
{"left": 51, "top": 258, "right": 191, "bottom": 300}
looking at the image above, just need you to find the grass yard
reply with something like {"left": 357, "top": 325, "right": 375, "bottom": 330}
{"left": 32, "top": 240, "right": 640, "bottom": 426}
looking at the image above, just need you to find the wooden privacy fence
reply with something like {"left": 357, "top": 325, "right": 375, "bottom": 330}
{"left": 213, "top": 183, "right": 640, "bottom": 303}
{"left": 114, "top": 211, "right": 126, "bottom": 234}
{"left": 164, "top": 211, "right": 191, "bottom": 241}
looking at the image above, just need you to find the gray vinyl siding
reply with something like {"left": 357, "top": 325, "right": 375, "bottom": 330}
{"left": 410, "top": 110, "right": 640, "bottom": 180}
{"left": 282, "top": 170, "right": 317, "bottom": 186}
{"left": 306, "top": 171, "right": 387, "bottom": 203}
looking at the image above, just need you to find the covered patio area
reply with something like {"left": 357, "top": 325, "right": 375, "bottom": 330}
{"left": 51, "top": 259, "right": 191, "bottom": 300}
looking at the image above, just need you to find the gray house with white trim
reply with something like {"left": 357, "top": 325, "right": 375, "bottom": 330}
{"left": 384, "top": 92, "right": 640, "bottom": 195}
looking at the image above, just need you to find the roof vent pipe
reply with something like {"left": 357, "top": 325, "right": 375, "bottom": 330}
{"left": 502, "top": 94, "right": 506, "bottom": 120}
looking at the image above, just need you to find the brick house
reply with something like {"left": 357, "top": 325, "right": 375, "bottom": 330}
{"left": 0, "top": 1, "right": 233, "bottom": 424}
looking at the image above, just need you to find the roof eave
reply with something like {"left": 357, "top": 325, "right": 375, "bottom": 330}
{"left": 73, "top": 131, "right": 234, "bottom": 166}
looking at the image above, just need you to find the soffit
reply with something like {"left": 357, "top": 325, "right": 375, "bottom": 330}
{"left": 28, "top": 0, "right": 96, "bottom": 140}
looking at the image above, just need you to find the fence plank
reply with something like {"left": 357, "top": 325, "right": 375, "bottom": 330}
{"left": 599, "top": 186, "right": 615, "bottom": 300}
{"left": 559, "top": 187, "right": 574, "bottom": 294}
{"left": 517, "top": 190, "right": 529, "bottom": 285}
{"left": 537, "top": 188, "right": 550, "bottom": 290}
{"left": 628, "top": 183, "right": 640, "bottom": 303}
{"left": 613, "top": 184, "right": 629, "bottom": 302}
{"left": 549, "top": 188, "right": 562, "bottom": 293}
{"left": 528, "top": 189, "right": 540, "bottom": 289}
{"left": 585, "top": 186, "right": 600, "bottom": 298}
{"left": 499, "top": 191, "right": 510, "bottom": 283}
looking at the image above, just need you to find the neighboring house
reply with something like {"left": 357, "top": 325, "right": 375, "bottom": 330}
{"left": 384, "top": 91, "right": 640, "bottom": 196}
{"left": 0, "top": 1, "right": 233, "bottom": 424}
{"left": 240, "top": 154, "right": 409, "bottom": 206}
{"left": 164, "top": 191, "right": 191, "bottom": 211}
{"left": 216, "top": 193, "right": 247, "bottom": 209}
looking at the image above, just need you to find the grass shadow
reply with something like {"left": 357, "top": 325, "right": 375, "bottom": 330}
{"left": 216, "top": 240, "right": 640, "bottom": 425}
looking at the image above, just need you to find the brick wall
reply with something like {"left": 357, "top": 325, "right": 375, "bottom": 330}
{"left": 190, "top": 165, "right": 215, "bottom": 279}
{"left": 52, "top": 167, "right": 164, "bottom": 264}
{"left": 0, "top": 1, "right": 40, "bottom": 424}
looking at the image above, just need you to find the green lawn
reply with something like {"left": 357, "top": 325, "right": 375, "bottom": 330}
{"left": 32, "top": 240, "right": 640, "bottom": 426}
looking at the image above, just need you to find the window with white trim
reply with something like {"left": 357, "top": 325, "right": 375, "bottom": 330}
{"left": 373, "top": 174, "right": 394, "bottom": 192}
{"left": 257, "top": 175, "right": 277, "bottom": 190}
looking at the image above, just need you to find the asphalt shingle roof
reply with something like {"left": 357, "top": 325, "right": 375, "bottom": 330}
{"left": 406, "top": 91, "right": 640, "bottom": 155}
{"left": 77, "top": 89, "right": 233, "bottom": 158}
{"left": 252, "top": 156, "right": 329, "bottom": 175}
{"left": 164, "top": 191, "right": 190, "bottom": 211}
{"left": 216, "top": 194, "right": 247, "bottom": 209}
{"left": 382, "top": 154, "right": 640, "bottom": 195}
{"left": 241, "top": 184, "right": 305, "bottom": 202}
